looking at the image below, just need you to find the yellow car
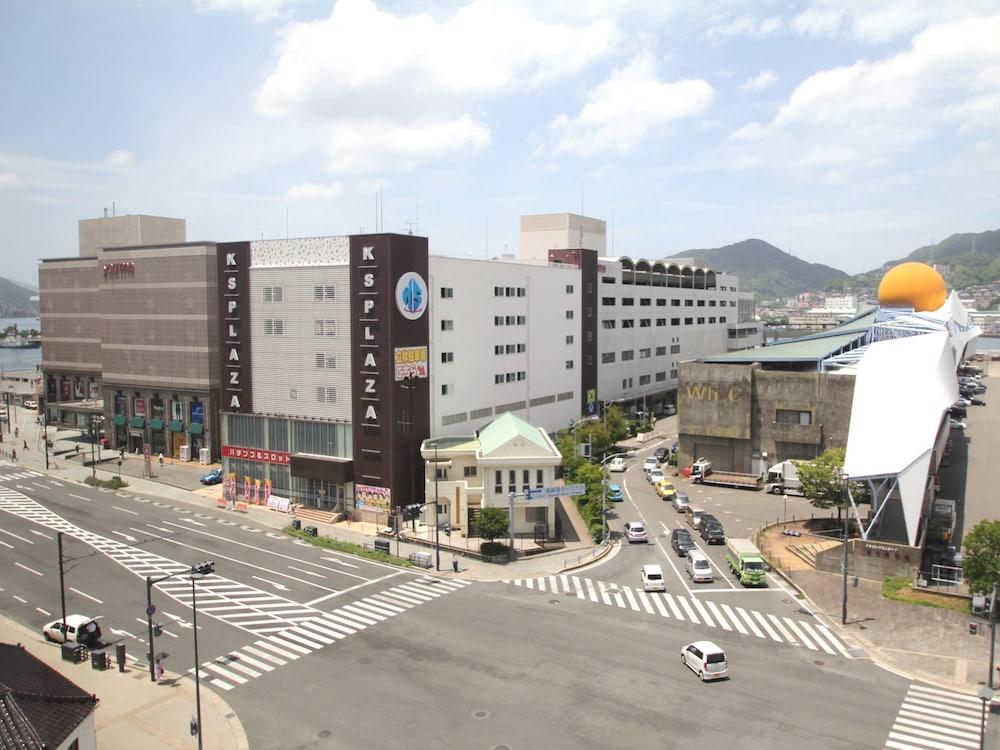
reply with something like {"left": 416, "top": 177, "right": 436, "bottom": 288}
{"left": 655, "top": 480, "right": 677, "bottom": 500}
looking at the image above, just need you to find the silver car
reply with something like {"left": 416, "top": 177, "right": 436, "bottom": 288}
{"left": 623, "top": 521, "right": 649, "bottom": 543}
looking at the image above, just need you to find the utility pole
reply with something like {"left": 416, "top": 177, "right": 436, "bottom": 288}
{"left": 434, "top": 442, "right": 440, "bottom": 571}
{"left": 840, "top": 469, "right": 850, "bottom": 626}
{"left": 43, "top": 415, "right": 49, "bottom": 470}
{"left": 989, "top": 582, "right": 998, "bottom": 689}
{"left": 57, "top": 532, "right": 67, "bottom": 633}
{"left": 145, "top": 577, "right": 156, "bottom": 682}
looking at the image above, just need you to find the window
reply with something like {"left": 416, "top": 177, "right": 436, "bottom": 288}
{"left": 639, "top": 374, "right": 651, "bottom": 385}
{"left": 622, "top": 297, "right": 634, "bottom": 306}
{"left": 517, "top": 315, "right": 525, "bottom": 324}
{"left": 313, "top": 285, "right": 335, "bottom": 302}
{"left": 506, "top": 373, "right": 515, "bottom": 382}
{"left": 671, "top": 299, "right": 680, "bottom": 306}
{"left": 776, "top": 409, "right": 811, "bottom": 425}
{"left": 684, "top": 317, "right": 693, "bottom": 325}
{"left": 566, "top": 284, "right": 574, "bottom": 294}
{"left": 522, "top": 470, "right": 530, "bottom": 490}
{"left": 697, "top": 299, "right": 705, "bottom": 307}
{"left": 639, "top": 348, "right": 651, "bottom": 359}
{"left": 720, "top": 316, "right": 727, "bottom": 323}
{"left": 495, "top": 471, "right": 503, "bottom": 494}
{"left": 670, "top": 344, "right": 680, "bottom": 354}
{"left": 671, "top": 317, "right": 680, "bottom": 326}
{"left": 536, "top": 469, "right": 544, "bottom": 488}
{"left": 565, "top": 360, "right": 574, "bottom": 369}
{"left": 640, "top": 298, "right": 651, "bottom": 306}
{"left": 602, "top": 297, "right": 616, "bottom": 306}
{"left": 505, "top": 286, "right": 514, "bottom": 297}
{"left": 315, "top": 386, "right": 337, "bottom": 404}
{"left": 506, "top": 316, "right": 515, "bottom": 325}
{"left": 494, "top": 345, "right": 503, "bottom": 355}
{"left": 621, "top": 319, "right": 635, "bottom": 329}
{"left": 314, "top": 320, "right": 337, "bottom": 336}
{"left": 601, "top": 352, "right": 616, "bottom": 364}
{"left": 263, "top": 319, "right": 285, "bottom": 335}
{"left": 509, "top": 470, "right": 516, "bottom": 489}
{"left": 709, "top": 300, "right": 717, "bottom": 307}
{"left": 440, "top": 287, "right": 454, "bottom": 298}
{"left": 517, "top": 371, "right": 526, "bottom": 381}
{"left": 494, "top": 287, "right": 503, "bottom": 296}
{"left": 566, "top": 310, "right": 574, "bottom": 320}
{"left": 441, "top": 352, "right": 454, "bottom": 363}
{"left": 517, "top": 343, "right": 526, "bottom": 353}
{"left": 263, "top": 286, "right": 284, "bottom": 302}
{"left": 656, "top": 318, "right": 666, "bottom": 326}
{"left": 441, "top": 384, "right": 454, "bottom": 395}
{"left": 709, "top": 317, "right": 716, "bottom": 324}
{"left": 697, "top": 317, "right": 705, "bottom": 324}
{"left": 622, "top": 377, "right": 633, "bottom": 389}
{"left": 655, "top": 371, "right": 666, "bottom": 382}
{"left": 656, "top": 299, "right": 666, "bottom": 307}
{"left": 655, "top": 346, "right": 666, "bottom": 356}
{"left": 494, "top": 316, "right": 503, "bottom": 326}
{"left": 442, "top": 320, "right": 454, "bottom": 331}
{"left": 435, "top": 467, "right": 449, "bottom": 480}
{"left": 640, "top": 318, "right": 651, "bottom": 328}
{"left": 289, "top": 387, "right": 300, "bottom": 400}
{"left": 314, "top": 353, "right": 337, "bottom": 369}
{"left": 565, "top": 335, "right": 574, "bottom": 344}
{"left": 670, "top": 369, "right": 678, "bottom": 379}
{"left": 621, "top": 350, "right": 634, "bottom": 361}
{"left": 602, "top": 275, "right": 616, "bottom": 284}
{"left": 464, "top": 466, "right": 478, "bottom": 477}
{"left": 525, "top": 506, "right": 546, "bottom": 524}
{"left": 495, "top": 374, "right": 503, "bottom": 384}
{"left": 506, "top": 344, "right": 515, "bottom": 354}
{"left": 602, "top": 320, "right": 616, "bottom": 329}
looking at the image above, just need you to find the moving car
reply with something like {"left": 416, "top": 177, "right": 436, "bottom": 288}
{"left": 700, "top": 518, "right": 725, "bottom": 545}
{"left": 42, "top": 615, "right": 102, "bottom": 646}
{"left": 670, "top": 528, "right": 696, "bottom": 556}
{"left": 605, "top": 482, "right": 624, "bottom": 502}
{"left": 24, "top": 399, "right": 38, "bottom": 410}
{"left": 681, "top": 641, "right": 728, "bottom": 682}
{"left": 685, "top": 550, "right": 714, "bottom": 582}
{"left": 640, "top": 564, "right": 666, "bottom": 592}
{"left": 654, "top": 447, "right": 669, "bottom": 463}
{"left": 672, "top": 492, "right": 691, "bottom": 513}
{"left": 685, "top": 505, "right": 708, "bottom": 529}
{"left": 608, "top": 457, "right": 627, "bottom": 473}
{"left": 200, "top": 468, "right": 224, "bottom": 485}
{"left": 623, "top": 521, "right": 648, "bottom": 543}
{"left": 648, "top": 468, "right": 665, "bottom": 485}
{"left": 655, "top": 480, "right": 677, "bottom": 500}
{"left": 642, "top": 457, "right": 659, "bottom": 475}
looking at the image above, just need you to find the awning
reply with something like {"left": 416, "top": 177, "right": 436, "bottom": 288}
{"left": 189, "top": 422, "right": 204, "bottom": 435}
{"left": 113, "top": 414, "right": 126, "bottom": 427}
{"left": 168, "top": 420, "right": 184, "bottom": 432}
{"left": 290, "top": 453, "right": 354, "bottom": 484}
{"left": 130, "top": 416, "right": 145, "bottom": 429}
{"left": 149, "top": 418, "right": 164, "bottom": 431}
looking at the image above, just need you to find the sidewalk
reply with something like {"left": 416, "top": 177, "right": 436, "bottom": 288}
{"left": 0, "top": 613, "right": 248, "bottom": 750}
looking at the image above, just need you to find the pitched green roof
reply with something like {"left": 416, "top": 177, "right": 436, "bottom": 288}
{"left": 478, "top": 412, "right": 550, "bottom": 455}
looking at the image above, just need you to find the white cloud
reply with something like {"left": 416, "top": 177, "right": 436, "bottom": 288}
{"left": 707, "top": 13, "right": 783, "bottom": 39}
{"left": 0, "top": 172, "right": 23, "bottom": 191}
{"left": 105, "top": 150, "right": 134, "bottom": 167}
{"left": 729, "top": 16, "right": 1000, "bottom": 176}
{"left": 254, "top": 0, "right": 619, "bottom": 173}
{"left": 741, "top": 70, "right": 778, "bottom": 92}
{"left": 326, "top": 115, "right": 490, "bottom": 173}
{"left": 192, "top": 0, "right": 295, "bottom": 23}
{"left": 550, "top": 53, "right": 713, "bottom": 158}
{"left": 791, "top": 0, "right": 1000, "bottom": 44}
{"left": 285, "top": 181, "right": 344, "bottom": 202}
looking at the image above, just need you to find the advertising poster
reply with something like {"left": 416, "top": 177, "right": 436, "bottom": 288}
{"left": 243, "top": 475, "right": 252, "bottom": 501}
{"left": 355, "top": 483, "right": 391, "bottom": 512}
{"left": 226, "top": 473, "right": 237, "bottom": 502}
{"left": 190, "top": 401, "right": 205, "bottom": 424}
{"left": 134, "top": 398, "right": 146, "bottom": 418}
{"left": 73, "top": 380, "right": 86, "bottom": 399}
{"left": 254, "top": 478, "right": 262, "bottom": 504}
{"left": 263, "top": 479, "right": 272, "bottom": 505}
{"left": 393, "top": 346, "right": 428, "bottom": 381}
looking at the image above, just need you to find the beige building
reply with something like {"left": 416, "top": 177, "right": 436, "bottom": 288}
{"left": 78, "top": 213, "right": 185, "bottom": 257}
{"left": 519, "top": 212, "right": 606, "bottom": 261}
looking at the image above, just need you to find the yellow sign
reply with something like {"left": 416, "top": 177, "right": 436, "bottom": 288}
{"left": 685, "top": 383, "right": 743, "bottom": 402}
{"left": 394, "top": 346, "right": 428, "bottom": 380}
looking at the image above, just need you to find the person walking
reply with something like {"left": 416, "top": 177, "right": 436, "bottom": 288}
{"left": 158, "top": 452, "right": 164, "bottom": 469}
{"left": 452, "top": 555, "right": 460, "bottom": 573}
{"left": 14, "top": 427, "right": 18, "bottom": 439}
{"left": 22, "top": 439, "right": 27, "bottom": 451}
{"left": 11, "top": 449, "right": 16, "bottom": 463}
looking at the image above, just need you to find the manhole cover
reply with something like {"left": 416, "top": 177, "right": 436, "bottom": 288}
{"left": 782, "top": 599, "right": 793, "bottom": 605}
{"left": 318, "top": 730, "right": 331, "bottom": 739}
{"left": 494, "top": 745, "right": 510, "bottom": 750}
{"left": 337, "top": 649, "right": 351, "bottom": 656}
{"left": 548, "top": 599, "right": 560, "bottom": 605}
{"left": 473, "top": 710, "right": 489, "bottom": 720}
{"left": 813, "top": 660, "right": 825, "bottom": 666}
{"left": 359, "top": 657, "right": 373, "bottom": 664}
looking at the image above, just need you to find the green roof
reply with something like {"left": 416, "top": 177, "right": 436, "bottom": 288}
{"left": 478, "top": 412, "right": 550, "bottom": 455}
{"left": 422, "top": 436, "right": 479, "bottom": 452}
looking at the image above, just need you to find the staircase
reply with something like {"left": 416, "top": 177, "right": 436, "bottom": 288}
{"left": 787, "top": 538, "right": 842, "bottom": 568}
{"left": 292, "top": 506, "right": 337, "bottom": 525}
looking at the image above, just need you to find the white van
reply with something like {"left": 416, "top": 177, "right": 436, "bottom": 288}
{"left": 608, "top": 457, "right": 627, "bottom": 473}
{"left": 685, "top": 504, "right": 707, "bottom": 529}
{"left": 42, "top": 614, "right": 102, "bottom": 646}
{"left": 640, "top": 564, "right": 666, "bottom": 592}
{"left": 685, "top": 550, "right": 714, "bottom": 583}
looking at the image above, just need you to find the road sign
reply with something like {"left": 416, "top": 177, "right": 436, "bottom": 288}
{"left": 146, "top": 605, "right": 156, "bottom": 617}
{"left": 525, "top": 484, "right": 587, "bottom": 500}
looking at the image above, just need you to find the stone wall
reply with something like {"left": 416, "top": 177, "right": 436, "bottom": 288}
{"left": 815, "top": 538, "right": 921, "bottom": 581}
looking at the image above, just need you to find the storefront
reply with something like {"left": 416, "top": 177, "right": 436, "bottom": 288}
{"left": 189, "top": 401, "right": 205, "bottom": 458}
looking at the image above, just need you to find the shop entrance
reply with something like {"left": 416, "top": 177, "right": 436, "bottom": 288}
{"left": 171, "top": 431, "right": 186, "bottom": 459}
{"left": 129, "top": 429, "right": 144, "bottom": 454}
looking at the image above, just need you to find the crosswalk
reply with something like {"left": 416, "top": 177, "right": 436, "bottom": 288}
{"left": 504, "top": 574, "right": 855, "bottom": 658}
{"left": 0, "top": 468, "right": 45, "bottom": 481}
{"left": 885, "top": 683, "right": 987, "bottom": 749}
{"left": 194, "top": 577, "right": 472, "bottom": 692}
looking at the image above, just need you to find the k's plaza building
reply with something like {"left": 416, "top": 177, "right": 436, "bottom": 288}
{"left": 39, "top": 212, "right": 761, "bottom": 524}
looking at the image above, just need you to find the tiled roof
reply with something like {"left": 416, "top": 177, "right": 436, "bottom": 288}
{"left": 0, "top": 643, "right": 98, "bottom": 750}
{"left": 478, "top": 412, "right": 553, "bottom": 455}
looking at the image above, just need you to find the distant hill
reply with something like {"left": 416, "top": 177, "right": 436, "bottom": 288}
{"left": 826, "top": 229, "right": 1000, "bottom": 294}
{"left": 668, "top": 239, "right": 849, "bottom": 300}
{"left": 0, "top": 276, "right": 39, "bottom": 317}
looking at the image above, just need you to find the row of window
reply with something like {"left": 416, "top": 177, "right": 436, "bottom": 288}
{"left": 493, "top": 344, "right": 527, "bottom": 355}
{"left": 601, "top": 344, "right": 680, "bottom": 364}
{"left": 286, "top": 386, "right": 338, "bottom": 404}
{"left": 261, "top": 286, "right": 337, "bottom": 303}
{"left": 603, "top": 297, "right": 736, "bottom": 308}
{"left": 494, "top": 469, "right": 546, "bottom": 494}
{"left": 492, "top": 316, "right": 527, "bottom": 327}
{"left": 494, "top": 371, "right": 527, "bottom": 384}
{"left": 620, "top": 371, "right": 676, "bottom": 388}
{"left": 601, "top": 277, "right": 735, "bottom": 293}
{"left": 262, "top": 320, "right": 339, "bottom": 336}
{"left": 494, "top": 286, "right": 526, "bottom": 297}
{"left": 602, "top": 316, "right": 726, "bottom": 329}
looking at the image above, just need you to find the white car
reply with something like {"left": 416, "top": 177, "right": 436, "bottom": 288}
{"left": 608, "top": 457, "right": 627, "bottom": 473}
{"left": 685, "top": 550, "right": 714, "bottom": 582}
{"left": 681, "top": 640, "right": 728, "bottom": 682}
{"left": 642, "top": 457, "right": 658, "bottom": 475}
{"left": 42, "top": 614, "right": 102, "bottom": 646}
{"left": 648, "top": 468, "right": 665, "bottom": 485}
{"left": 949, "top": 418, "right": 967, "bottom": 430}
{"left": 640, "top": 564, "right": 666, "bottom": 592}
{"left": 623, "top": 521, "right": 648, "bottom": 543}
{"left": 23, "top": 399, "right": 38, "bottom": 410}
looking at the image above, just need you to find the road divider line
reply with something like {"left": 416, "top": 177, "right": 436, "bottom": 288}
{"left": 70, "top": 587, "right": 103, "bottom": 604}
{"left": 29, "top": 529, "right": 53, "bottom": 540}
{"left": 13, "top": 595, "right": 26, "bottom": 603}
{"left": 112, "top": 505, "right": 138, "bottom": 516}
{"left": 68, "top": 493, "right": 92, "bottom": 503}
{"left": 0, "top": 528, "right": 33, "bottom": 544}
{"left": 15, "top": 562, "right": 43, "bottom": 576}
{"left": 36, "top": 607, "right": 50, "bottom": 616}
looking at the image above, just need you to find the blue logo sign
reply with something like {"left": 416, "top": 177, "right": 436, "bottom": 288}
{"left": 395, "top": 272, "right": 428, "bottom": 320}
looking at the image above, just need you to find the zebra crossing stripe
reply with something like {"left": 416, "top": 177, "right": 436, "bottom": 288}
{"left": 635, "top": 589, "right": 655, "bottom": 615}
{"left": 720, "top": 603, "right": 747, "bottom": 635}
{"left": 354, "top": 599, "right": 402, "bottom": 616}
{"left": 217, "top": 657, "right": 261, "bottom": 679}
{"left": 572, "top": 577, "right": 585, "bottom": 600}
{"left": 228, "top": 651, "right": 274, "bottom": 672}
{"left": 689, "top": 597, "right": 714, "bottom": 627}
{"left": 895, "top": 715, "right": 979, "bottom": 743}
{"left": 245, "top": 644, "right": 288, "bottom": 666}
{"left": 799, "top": 621, "right": 836, "bottom": 655}
{"left": 318, "top": 616, "right": 357, "bottom": 636}
{"left": 619, "top": 587, "right": 637, "bottom": 610}
{"left": 210, "top": 678, "right": 234, "bottom": 691}
{"left": 343, "top": 604, "right": 383, "bottom": 623}
{"left": 254, "top": 639, "right": 300, "bottom": 661}
{"left": 736, "top": 607, "right": 765, "bottom": 639}
{"left": 651, "top": 593, "right": 671, "bottom": 619}
{"left": 782, "top": 618, "right": 815, "bottom": 650}
{"left": 395, "top": 584, "right": 437, "bottom": 601}
{"left": 560, "top": 574, "right": 572, "bottom": 594}
{"left": 379, "top": 589, "right": 423, "bottom": 606}
{"left": 281, "top": 630, "right": 326, "bottom": 649}
{"left": 752, "top": 611, "right": 782, "bottom": 641}
{"left": 584, "top": 578, "right": 598, "bottom": 602}
{"left": 290, "top": 625, "right": 337, "bottom": 645}
{"left": 676, "top": 595, "right": 700, "bottom": 624}
{"left": 705, "top": 600, "right": 731, "bottom": 631}
{"left": 200, "top": 661, "right": 248, "bottom": 684}
{"left": 373, "top": 592, "right": 413, "bottom": 609}
{"left": 268, "top": 636, "right": 311, "bottom": 655}
{"left": 596, "top": 580, "right": 612, "bottom": 606}
{"left": 548, "top": 575, "right": 559, "bottom": 592}
{"left": 663, "top": 593, "right": 683, "bottom": 619}
{"left": 767, "top": 614, "right": 796, "bottom": 643}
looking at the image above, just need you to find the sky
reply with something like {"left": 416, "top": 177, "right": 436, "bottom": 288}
{"left": 2, "top": 0, "right": 1000, "bottom": 287}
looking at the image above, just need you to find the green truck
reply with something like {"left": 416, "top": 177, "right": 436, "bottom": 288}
{"left": 725, "top": 538, "right": 767, "bottom": 587}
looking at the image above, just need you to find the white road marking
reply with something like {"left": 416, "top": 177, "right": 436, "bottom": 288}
{"left": 111, "top": 530, "right": 138, "bottom": 542}
{"left": 0, "top": 528, "right": 33, "bottom": 544}
{"left": 70, "top": 587, "right": 103, "bottom": 604}
{"left": 113, "top": 505, "right": 138, "bottom": 516}
{"left": 68, "top": 493, "right": 92, "bottom": 502}
{"left": 29, "top": 529, "right": 53, "bottom": 540}
{"left": 13, "top": 595, "right": 26, "bottom": 603}
{"left": 252, "top": 575, "right": 290, "bottom": 591}
{"left": 36, "top": 607, "right": 50, "bottom": 616}
{"left": 15, "top": 562, "right": 43, "bottom": 576}
{"left": 287, "top": 565, "right": 326, "bottom": 579}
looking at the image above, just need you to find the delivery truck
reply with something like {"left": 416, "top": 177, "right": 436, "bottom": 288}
{"left": 725, "top": 538, "right": 768, "bottom": 587}
{"left": 765, "top": 460, "right": 804, "bottom": 496}
{"left": 690, "top": 458, "right": 762, "bottom": 490}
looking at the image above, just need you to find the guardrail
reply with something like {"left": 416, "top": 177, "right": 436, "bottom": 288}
{"left": 561, "top": 539, "right": 612, "bottom": 570}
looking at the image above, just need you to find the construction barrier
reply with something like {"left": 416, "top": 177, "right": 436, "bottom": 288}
{"left": 234, "top": 501, "right": 249, "bottom": 513}
{"left": 216, "top": 497, "right": 227, "bottom": 509}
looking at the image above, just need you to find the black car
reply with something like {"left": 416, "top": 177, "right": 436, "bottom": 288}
{"left": 654, "top": 447, "right": 669, "bottom": 463}
{"left": 951, "top": 406, "right": 967, "bottom": 419}
{"left": 700, "top": 522, "right": 725, "bottom": 545}
{"left": 671, "top": 528, "right": 696, "bottom": 556}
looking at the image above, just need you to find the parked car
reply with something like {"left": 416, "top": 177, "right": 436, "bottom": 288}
{"left": 654, "top": 447, "right": 669, "bottom": 463}
{"left": 200, "top": 468, "right": 224, "bottom": 485}
{"left": 655, "top": 480, "right": 677, "bottom": 500}
{"left": 671, "top": 528, "right": 696, "bottom": 556}
{"left": 685, "top": 550, "right": 714, "bottom": 582}
{"left": 23, "top": 399, "right": 38, "bottom": 410}
{"left": 605, "top": 482, "right": 624, "bottom": 502}
{"left": 681, "top": 641, "right": 728, "bottom": 682}
{"left": 642, "top": 457, "right": 659, "bottom": 475}
{"left": 672, "top": 492, "right": 691, "bottom": 513}
{"left": 640, "top": 564, "right": 666, "bottom": 592}
{"left": 608, "top": 457, "right": 627, "bottom": 473}
{"left": 700, "top": 518, "right": 726, "bottom": 545}
{"left": 623, "top": 521, "right": 649, "bottom": 543}
{"left": 42, "top": 615, "right": 102, "bottom": 646}
{"left": 648, "top": 468, "right": 666, "bottom": 485}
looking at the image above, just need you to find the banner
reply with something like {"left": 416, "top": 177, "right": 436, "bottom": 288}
{"left": 222, "top": 445, "right": 291, "bottom": 465}
{"left": 226, "top": 473, "right": 237, "bottom": 502}
{"left": 263, "top": 479, "right": 272, "bottom": 505}
{"left": 355, "top": 483, "right": 391, "bottom": 513}
{"left": 266, "top": 494, "right": 291, "bottom": 513}
{"left": 394, "top": 346, "right": 428, "bottom": 381}
{"left": 243, "top": 476, "right": 252, "bottom": 501}
{"left": 254, "top": 478, "right": 262, "bottom": 504}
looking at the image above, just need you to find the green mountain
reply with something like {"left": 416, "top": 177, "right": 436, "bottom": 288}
{"left": 0, "top": 276, "right": 39, "bottom": 317}
{"left": 668, "top": 239, "right": 849, "bottom": 300}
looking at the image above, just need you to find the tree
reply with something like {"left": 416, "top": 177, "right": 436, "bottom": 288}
{"left": 796, "top": 448, "right": 848, "bottom": 521}
{"left": 962, "top": 520, "right": 1000, "bottom": 595}
{"left": 603, "top": 405, "right": 629, "bottom": 444}
{"left": 476, "top": 506, "right": 509, "bottom": 545}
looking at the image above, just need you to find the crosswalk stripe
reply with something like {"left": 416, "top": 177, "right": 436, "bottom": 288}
{"left": 705, "top": 600, "right": 731, "bottom": 631}
{"left": 280, "top": 629, "right": 325, "bottom": 649}
{"left": 735, "top": 607, "right": 765, "bottom": 639}
{"left": 298, "top": 620, "right": 345, "bottom": 640}
{"left": 548, "top": 575, "right": 559, "bottom": 593}
{"left": 721, "top": 603, "right": 747, "bottom": 635}
{"left": 201, "top": 661, "right": 248, "bottom": 684}
{"left": 229, "top": 651, "right": 274, "bottom": 672}
{"left": 812, "top": 624, "right": 851, "bottom": 657}
{"left": 752, "top": 610, "right": 782, "bottom": 641}
{"left": 318, "top": 616, "right": 357, "bottom": 636}
{"left": 621, "top": 587, "right": 639, "bottom": 611}
{"left": 560, "top": 574, "right": 572, "bottom": 594}
{"left": 611, "top": 588, "right": 626, "bottom": 609}
{"left": 512, "top": 579, "right": 521, "bottom": 587}
{"left": 290, "top": 625, "right": 337, "bottom": 645}
{"left": 332, "top": 609, "right": 377, "bottom": 627}
{"left": 887, "top": 730, "right": 976, "bottom": 750}
{"left": 767, "top": 614, "right": 796, "bottom": 643}
{"left": 343, "top": 604, "right": 385, "bottom": 622}
{"left": 355, "top": 599, "right": 403, "bottom": 616}
{"left": 245, "top": 644, "right": 287, "bottom": 666}
{"left": 252, "top": 639, "right": 300, "bottom": 660}
{"left": 800, "top": 621, "right": 836, "bottom": 655}
{"left": 572, "top": 577, "right": 585, "bottom": 600}
{"left": 651, "top": 593, "right": 671, "bottom": 619}
{"left": 782, "top": 618, "right": 816, "bottom": 650}
{"left": 597, "top": 580, "right": 612, "bottom": 606}
{"left": 217, "top": 657, "right": 261, "bottom": 678}
{"left": 689, "top": 597, "right": 715, "bottom": 627}
{"left": 663, "top": 593, "right": 683, "bottom": 619}
{"left": 897, "top": 707, "right": 980, "bottom": 730}
{"left": 210, "top": 678, "right": 234, "bottom": 691}
{"left": 908, "top": 684, "right": 983, "bottom": 703}
{"left": 894, "top": 715, "right": 980, "bottom": 742}
{"left": 635, "top": 589, "right": 655, "bottom": 615}
{"left": 267, "top": 636, "right": 311, "bottom": 655}
{"left": 536, "top": 577, "right": 546, "bottom": 592}
{"left": 372, "top": 593, "right": 413, "bottom": 609}
{"left": 395, "top": 585, "right": 436, "bottom": 602}
{"left": 584, "top": 578, "right": 598, "bottom": 603}
{"left": 379, "top": 589, "right": 424, "bottom": 606}
{"left": 676, "top": 595, "right": 699, "bottom": 624}
{"left": 903, "top": 696, "right": 981, "bottom": 720}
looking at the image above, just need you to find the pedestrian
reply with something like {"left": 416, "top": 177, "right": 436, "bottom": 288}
{"left": 158, "top": 452, "right": 164, "bottom": 469}
{"left": 11, "top": 449, "right": 16, "bottom": 463}
{"left": 452, "top": 555, "right": 459, "bottom": 573}
{"left": 14, "top": 427, "right": 18, "bottom": 439}
{"left": 22, "top": 440, "right": 27, "bottom": 451}
{"left": 74, "top": 443, "right": 79, "bottom": 455}
{"left": 119, "top": 447, "right": 124, "bottom": 461}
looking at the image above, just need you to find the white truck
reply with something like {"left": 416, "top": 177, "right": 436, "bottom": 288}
{"left": 690, "top": 458, "right": 762, "bottom": 490}
{"left": 765, "top": 460, "right": 804, "bottom": 496}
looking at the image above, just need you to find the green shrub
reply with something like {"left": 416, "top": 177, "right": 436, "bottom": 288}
{"left": 283, "top": 525, "right": 411, "bottom": 566}
{"left": 667, "top": 453, "right": 678, "bottom": 466}
{"left": 480, "top": 541, "right": 509, "bottom": 556}
{"left": 83, "top": 475, "right": 129, "bottom": 489}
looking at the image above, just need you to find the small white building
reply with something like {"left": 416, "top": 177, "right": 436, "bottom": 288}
{"left": 421, "top": 412, "right": 563, "bottom": 539}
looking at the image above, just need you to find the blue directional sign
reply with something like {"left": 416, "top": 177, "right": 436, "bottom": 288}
{"left": 525, "top": 484, "right": 586, "bottom": 501}
{"left": 146, "top": 605, "right": 156, "bottom": 617}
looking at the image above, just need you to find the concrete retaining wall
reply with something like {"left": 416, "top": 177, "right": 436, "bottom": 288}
{"left": 815, "top": 538, "right": 920, "bottom": 581}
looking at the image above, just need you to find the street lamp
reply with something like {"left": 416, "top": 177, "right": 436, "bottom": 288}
{"left": 188, "top": 560, "right": 214, "bottom": 750}
{"left": 978, "top": 686, "right": 993, "bottom": 750}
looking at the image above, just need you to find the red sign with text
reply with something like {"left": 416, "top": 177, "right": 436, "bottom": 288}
{"left": 222, "top": 445, "right": 291, "bottom": 465}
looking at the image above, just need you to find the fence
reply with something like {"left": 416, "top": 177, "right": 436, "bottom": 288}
{"left": 561, "top": 539, "right": 611, "bottom": 570}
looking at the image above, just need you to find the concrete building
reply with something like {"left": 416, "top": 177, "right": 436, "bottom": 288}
{"left": 78, "top": 213, "right": 185, "bottom": 257}
{"left": 518, "top": 212, "right": 606, "bottom": 261}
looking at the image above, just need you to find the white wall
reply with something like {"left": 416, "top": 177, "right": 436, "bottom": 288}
{"left": 57, "top": 712, "right": 96, "bottom": 750}
{"left": 250, "top": 265, "right": 353, "bottom": 420}
{"left": 429, "top": 256, "right": 583, "bottom": 437}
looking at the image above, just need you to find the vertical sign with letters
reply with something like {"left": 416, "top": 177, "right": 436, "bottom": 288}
{"left": 217, "top": 242, "right": 253, "bottom": 413}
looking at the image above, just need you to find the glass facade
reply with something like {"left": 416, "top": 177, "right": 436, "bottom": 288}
{"left": 222, "top": 412, "right": 353, "bottom": 507}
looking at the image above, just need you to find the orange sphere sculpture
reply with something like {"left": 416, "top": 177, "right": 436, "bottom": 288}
{"left": 877, "top": 262, "right": 947, "bottom": 312}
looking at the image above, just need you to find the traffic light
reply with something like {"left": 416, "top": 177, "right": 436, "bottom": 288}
{"left": 153, "top": 622, "right": 163, "bottom": 637}
{"left": 190, "top": 561, "right": 215, "bottom": 577}
{"left": 403, "top": 504, "right": 422, "bottom": 521}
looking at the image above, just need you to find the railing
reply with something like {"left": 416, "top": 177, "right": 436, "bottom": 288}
{"left": 561, "top": 538, "right": 611, "bottom": 570}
